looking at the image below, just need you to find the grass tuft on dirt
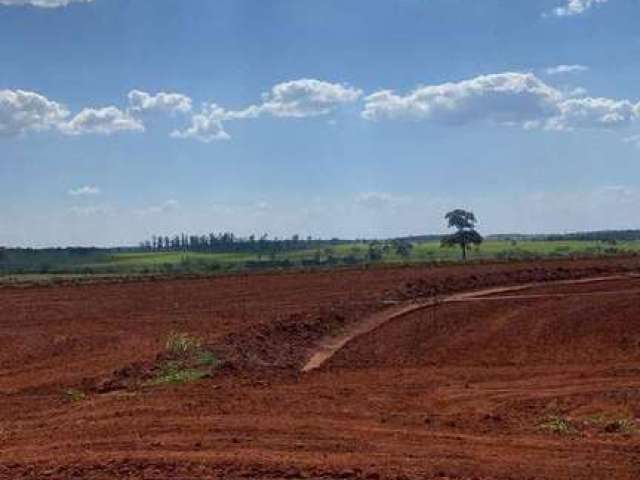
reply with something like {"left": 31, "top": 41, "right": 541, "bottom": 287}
{"left": 583, "top": 413, "right": 638, "bottom": 435}
{"left": 165, "top": 332, "right": 203, "bottom": 357}
{"left": 539, "top": 416, "right": 576, "bottom": 435}
{"left": 146, "top": 361, "right": 209, "bottom": 386}
{"left": 146, "top": 332, "right": 220, "bottom": 387}
{"left": 63, "top": 388, "right": 87, "bottom": 402}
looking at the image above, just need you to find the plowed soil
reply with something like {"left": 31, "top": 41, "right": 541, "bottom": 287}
{"left": 2, "top": 258, "right": 640, "bottom": 479}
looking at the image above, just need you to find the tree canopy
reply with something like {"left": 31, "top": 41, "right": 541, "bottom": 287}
{"left": 441, "top": 209, "right": 483, "bottom": 260}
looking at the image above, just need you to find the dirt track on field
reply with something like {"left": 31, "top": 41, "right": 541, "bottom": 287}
{"left": 302, "top": 275, "right": 638, "bottom": 372}
{"left": 1, "top": 258, "right": 640, "bottom": 479}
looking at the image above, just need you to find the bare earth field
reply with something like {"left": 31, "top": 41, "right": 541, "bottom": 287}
{"left": 1, "top": 258, "right": 640, "bottom": 479}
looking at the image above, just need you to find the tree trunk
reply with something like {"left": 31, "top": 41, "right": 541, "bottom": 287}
{"left": 461, "top": 242, "right": 467, "bottom": 261}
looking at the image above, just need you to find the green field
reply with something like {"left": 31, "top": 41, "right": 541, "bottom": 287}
{"left": 2, "top": 239, "right": 639, "bottom": 279}
{"left": 110, "top": 239, "right": 635, "bottom": 265}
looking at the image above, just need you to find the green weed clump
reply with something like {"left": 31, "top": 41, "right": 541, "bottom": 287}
{"left": 197, "top": 350, "right": 218, "bottom": 367}
{"left": 147, "top": 332, "right": 220, "bottom": 387}
{"left": 146, "top": 361, "right": 209, "bottom": 386}
{"left": 64, "top": 389, "right": 87, "bottom": 402}
{"left": 539, "top": 416, "right": 575, "bottom": 435}
{"left": 585, "top": 414, "right": 638, "bottom": 434}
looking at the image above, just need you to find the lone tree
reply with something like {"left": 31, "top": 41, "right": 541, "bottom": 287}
{"left": 441, "top": 209, "right": 483, "bottom": 261}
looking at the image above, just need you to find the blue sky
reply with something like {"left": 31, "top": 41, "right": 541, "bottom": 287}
{"left": 2, "top": 0, "right": 640, "bottom": 246}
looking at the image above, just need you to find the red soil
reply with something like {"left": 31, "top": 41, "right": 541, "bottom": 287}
{"left": 1, "top": 258, "right": 640, "bottom": 479}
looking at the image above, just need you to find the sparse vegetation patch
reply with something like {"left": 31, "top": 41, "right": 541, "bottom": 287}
{"left": 583, "top": 413, "right": 638, "bottom": 435}
{"left": 63, "top": 389, "right": 87, "bottom": 402}
{"left": 165, "top": 331, "right": 203, "bottom": 357}
{"left": 146, "top": 332, "right": 220, "bottom": 387}
{"left": 539, "top": 415, "right": 576, "bottom": 435}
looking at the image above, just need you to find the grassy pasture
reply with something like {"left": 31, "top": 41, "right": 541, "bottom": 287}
{"left": 1, "top": 239, "right": 639, "bottom": 279}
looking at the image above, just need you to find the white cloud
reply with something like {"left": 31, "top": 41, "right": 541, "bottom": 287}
{"left": 68, "top": 185, "right": 100, "bottom": 196}
{"left": 255, "top": 78, "right": 363, "bottom": 118}
{"left": 553, "top": 0, "right": 609, "bottom": 16}
{"left": 133, "top": 199, "right": 180, "bottom": 216}
{"left": 170, "top": 103, "right": 230, "bottom": 142}
{"left": 548, "top": 97, "right": 638, "bottom": 130}
{"left": 174, "top": 79, "right": 362, "bottom": 142}
{"left": 363, "top": 71, "right": 640, "bottom": 133}
{"left": 4, "top": 76, "right": 639, "bottom": 144}
{"left": 566, "top": 86, "right": 589, "bottom": 97}
{"left": 127, "top": 90, "right": 192, "bottom": 115}
{"left": 0, "top": 90, "right": 149, "bottom": 139}
{"left": 545, "top": 64, "right": 589, "bottom": 75}
{"left": 362, "top": 72, "right": 563, "bottom": 126}
{"left": 61, "top": 106, "right": 144, "bottom": 136}
{"left": 0, "top": 0, "right": 92, "bottom": 7}
{"left": 0, "top": 89, "right": 69, "bottom": 137}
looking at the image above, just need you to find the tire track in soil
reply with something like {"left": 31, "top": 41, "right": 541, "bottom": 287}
{"left": 302, "top": 274, "right": 638, "bottom": 372}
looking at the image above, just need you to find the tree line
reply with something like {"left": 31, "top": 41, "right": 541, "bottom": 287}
{"left": 139, "top": 232, "right": 352, "bottom": 255}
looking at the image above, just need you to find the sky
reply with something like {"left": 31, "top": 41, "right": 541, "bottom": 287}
{"left": 2, "top": 0, "right": 640, "bottom": 247}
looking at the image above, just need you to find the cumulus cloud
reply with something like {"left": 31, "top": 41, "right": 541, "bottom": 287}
{"left": 170, "top": 103, "right": 230, "bottom": 142}
{"left": 5, "top": 75, "right": 640, "bottom": 143}
{"left": 553, "top": 0, "right": 609, "bottom": 16}
{"left": 362, "top": 72, "right": 563, "bottom": 126}
{"left": 545, "top": 64, "right": 589, "bottom": 75}
{"left": 174, "top": 79, "right": 362, "bottom": 142}
{"left": 0, "top": 89, "right": 69, "bottom": 137}
{"left": 254, "top": 78, "right": 363, "bottom": 118}
{"left": 0, "top": 90, "right": 151, "bottom": 139}
{"left": 0, "top": 0, "right": 92, "bottom": 7}
{"left": 363, "top": 71, "right": 640, "bottom": 133}
{"left": 68, "top": 185, "right": 100, "bottom": 196}
{"left": 547, "top": 97, "right": 638, "bottom": 130}
{"left": 127, "top": 90, "right": 192, "bottom": 115}
{"left": 61, "top": 106, "right": 144, "bottom": 135}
